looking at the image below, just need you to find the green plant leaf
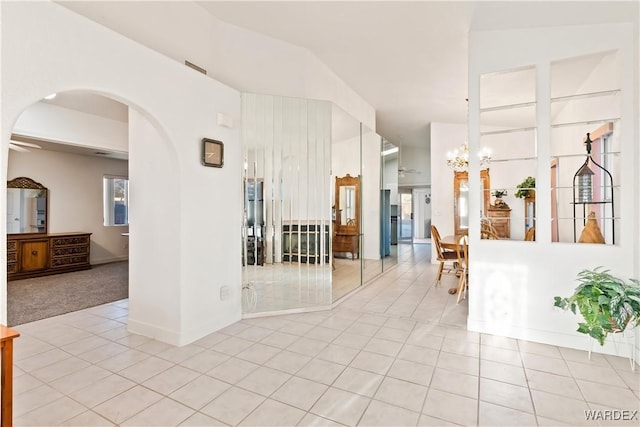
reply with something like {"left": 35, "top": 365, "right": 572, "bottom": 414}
{"left": 577, "top": 323, "right": 590, "bottom": 334}
{"left": 555, "top": 268, "right": 639, "bottom": 347}
{"left": 569, "top": 302, "right": 577, "bottom": 315}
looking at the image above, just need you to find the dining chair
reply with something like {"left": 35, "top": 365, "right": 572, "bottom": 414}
{"left": 431, "top": 225, "right": 458, "bottom": 286}
{"left": 481, "top": 218, "right": 500, "bottom": 240}
{"left": 455, "top": 234, "right": 469, "bottom": 304}
{"left": 525, "top": 226, "right": 535, "bottom": 241}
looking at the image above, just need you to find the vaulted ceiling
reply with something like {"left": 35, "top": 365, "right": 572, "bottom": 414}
{"left": 199, "top": 1, "right": 637, "bottom": 147}
{"left": 55, "top": 1, "right": 639, "bottom": 149}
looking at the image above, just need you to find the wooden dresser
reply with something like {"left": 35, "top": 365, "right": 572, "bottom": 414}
{"left": 487, "top": 207, "right": 511, "bottom": 239}
{"left": 7, "top": 232, "right": 91, "bottom": 281}
{"left": 333, "top": 232, "right": 359, "bottom": 260}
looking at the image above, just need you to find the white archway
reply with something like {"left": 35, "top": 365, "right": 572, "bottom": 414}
{"left": 2, "top": 1, "right": 242, "bottom": 345}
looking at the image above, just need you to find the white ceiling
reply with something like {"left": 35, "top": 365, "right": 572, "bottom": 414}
{"left": 199, "top": 1, "right": 637, "bottom": 147}
{"left": 39, "top": 1, "right": 638, "bottom": 153}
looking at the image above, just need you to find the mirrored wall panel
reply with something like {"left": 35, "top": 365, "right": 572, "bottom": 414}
{"left": 381, "top": 139, "right": 398, "bottom": 271}
{"left": 480, "top": 66, "right": 537, "bottom": 241}
{"left": 550, "top": 50, "right": 620, "bottom": 244}
{"left": 242, "top": 94, "right": 332, "bottom": 313}
{"left": 331, "top": 105, "right": 363, "bottom": 301}
{"left": 361, "top": 125, "right": 383, "bottom": 285}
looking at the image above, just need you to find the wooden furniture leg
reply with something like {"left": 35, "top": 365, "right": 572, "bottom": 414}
{"left": 0, "top": 325, "right": 20, "bottom": 427}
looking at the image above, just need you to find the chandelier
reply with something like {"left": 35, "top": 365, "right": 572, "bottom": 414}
{"left": 446, "top": 142, "right": 491, "bottom": 172}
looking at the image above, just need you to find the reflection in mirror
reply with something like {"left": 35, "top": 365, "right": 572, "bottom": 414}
{"left": 380, "top": 139, "right": 398, "bottom": 271}
{"left": 334, "top": 175, "right": 360, "bottom": 264}
{"left": 241, "top": 94, "right": 332, "bottom": 314}
{"left": 458, "top": 179, "right": 469, "bottom": 230}
{"left": 339, "top": 186, "right": 356, "bottom": 225}
{"left": 550, "top": 50, "right": 620, "bottom": 244}
{"left": 331, "top": 105, "right": 363, "bottom": 301}
{"left": 7, "top": 177, "right": 48, "bottom": 234}
{"left": 360, "top": 125, "right": 383, "bottom": 286}
{"left": 480, "top": 65, "right": 537, "bottom": 241}
{"left": 454, "top": 170, "right": 490, "bottom": 237}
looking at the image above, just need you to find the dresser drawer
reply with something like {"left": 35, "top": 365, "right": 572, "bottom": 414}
{"left": 51, "top": 255, "right": 90, "bottom": 268}
{"left": 51, "top": 236, "right": 90, "bottom": 247}
{"left": 7, "top": 262, "right": 17, "bottom": 274}
{"left": 51, "top": 245, "right": 89, "bottom": 257}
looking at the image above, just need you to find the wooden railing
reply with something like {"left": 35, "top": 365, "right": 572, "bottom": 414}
{"left": 0, "top": 325, "right": 19, "bottom": 427}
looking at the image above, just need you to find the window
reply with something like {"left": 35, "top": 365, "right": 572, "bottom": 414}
{"left": 103, "top": 176, "right": 129, "bottom": 226}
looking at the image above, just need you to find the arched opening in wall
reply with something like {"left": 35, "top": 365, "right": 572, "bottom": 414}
{"left": 6, "top": 90, "right": 143, "bottom": 327}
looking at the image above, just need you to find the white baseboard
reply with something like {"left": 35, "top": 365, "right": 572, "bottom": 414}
{"left": 127, "top": 318, "right": 182, "bottom": 346}
{"left": 91, "top": 256, "right": 129, "bottom": 265}
{"left": 468, "top": 318, "right": 639, "bottom": 365}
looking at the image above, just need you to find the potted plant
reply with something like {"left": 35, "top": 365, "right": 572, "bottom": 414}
{"left": 553, "top": 268, "right": 640, "bottom": 345}
{"left": 514, "top": 176, "right": 535, "bottom": 199}
{"left": 491, "top": 189, "right": 509, "bottom": 208}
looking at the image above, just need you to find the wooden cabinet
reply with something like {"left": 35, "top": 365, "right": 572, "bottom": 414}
{"left": 7, "top": 232, "right": 91, "bottom": 281}
{"left": 487, "top": 207, "right": 511, "bottom": 239}
{"left": 20, "top": 240, "right": 48, "bottom": 272}
{"left": 333, "top": 233, "right": 359, "bottom": 259}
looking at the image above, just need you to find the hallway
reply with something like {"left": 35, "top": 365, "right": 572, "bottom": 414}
{"left": 11, "top": 244, "right": 639, "bottom": 426}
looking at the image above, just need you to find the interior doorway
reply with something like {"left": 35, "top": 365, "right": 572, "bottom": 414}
{"left": 398, "top": 186, "right": 432, "bottom": 244}
{"left": 398, "top": 191, "right": 413, "bottom": 242}
{"left": 6, "top": 91, "right": 131, "bottom": 326}
{"left": 412, "top": 187, "right": 432, "bottom": 243}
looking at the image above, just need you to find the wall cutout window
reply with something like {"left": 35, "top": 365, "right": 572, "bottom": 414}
{"left": 103, "top": 176, "right": 129, "bottom": 226}
{"left": 550, "top": 50, "right": 620, "bottom": 244}
{"left": 479, "top": 65, "right": 537, "bottom": 241}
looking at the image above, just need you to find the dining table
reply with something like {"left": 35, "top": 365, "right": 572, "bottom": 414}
{"left": 440, "top": 235, "right": 468, "bottom": 295}
{"left": 440, "top": 235, "right": 466, "bottom": 251}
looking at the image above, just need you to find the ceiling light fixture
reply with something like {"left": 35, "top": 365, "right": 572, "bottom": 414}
{"left": 8, "top": 139, "right": 42, "bottom": 153}
{"left": 381, "top": 147, "right": 399, "bottom": 156}
{"left": 44, "top": 93, "right": 57, "bottom": 100}
{"left": 446, "top": 142, "right": 491, "bottom": 172}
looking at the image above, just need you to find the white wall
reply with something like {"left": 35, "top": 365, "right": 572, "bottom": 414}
{"left": 2, "top": 1, "right": 241, "bottom": 345}
{"left": 468, "top": 22, "right": 638, "bottom": 357}
{"left": 14, "top": 102, "right": 128, "bottom": 154}
{"left": 430, "top": 122, "right": 467, "bottom": 263}
{"left": 58, "top": 1, "right": 376, "bottom": 131}
{"left": 398, "top": 144, "right": 430, "bottom": 187}
{"left": 383, "top": 156, "right": 398, "bottom": 205}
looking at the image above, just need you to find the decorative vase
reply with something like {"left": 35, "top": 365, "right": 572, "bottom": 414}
{"left": 578, "top": 211, "right": 605, "bottom": 244}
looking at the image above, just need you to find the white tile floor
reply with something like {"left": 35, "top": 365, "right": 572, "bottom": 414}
{"left": 11, "top": 244, "right": 640, "bottom": 426}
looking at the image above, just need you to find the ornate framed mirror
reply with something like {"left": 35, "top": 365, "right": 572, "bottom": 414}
{"left": 334, "top": 174, "right": 360, "bottom": 234}
{"left": 7, "top": 177, "right": 48, "bottom": 234}
{"left": 333, "top": 174, "right": 361, "bottom": 259}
